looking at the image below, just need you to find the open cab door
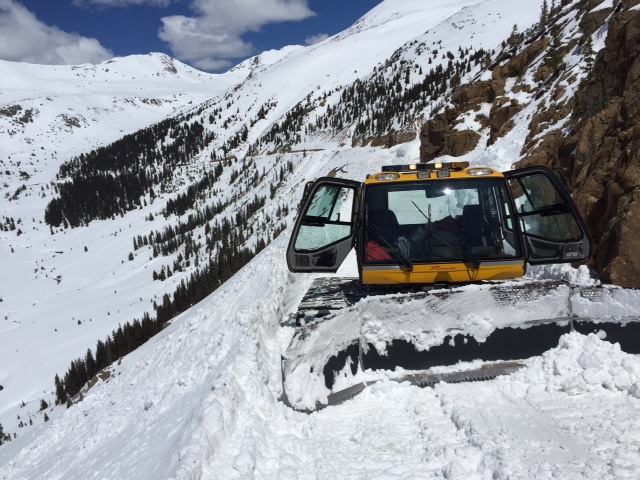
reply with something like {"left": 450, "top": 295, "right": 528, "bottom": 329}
{"left": 505, "top": 166, "right": 592, "bottom": 265}
{"left": 287, "top": 177, "right": 361, "bottom": 272}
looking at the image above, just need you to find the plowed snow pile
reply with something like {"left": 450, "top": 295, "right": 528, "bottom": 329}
{"left": 512, "top": 333, "right": 640, "bottom": 397}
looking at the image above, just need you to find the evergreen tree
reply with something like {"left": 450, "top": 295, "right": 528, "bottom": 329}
{"left": 85, "top": 349, "right": 97, "bottom": 378}
{"left": 39, "top": 399, "right": 48, "bottom": 411}
{"left": 581, "top": 35, "right": 596, "bottom": 73}
{"left": 507, "top": 24, "right": 523, "bottom": 48}
{"left": 0, "top": 422, "right": 9, "bottom": 445}
{"left": 540, "top": 0, "right": 549, "bottom": 30}
{"left": 55, "top": 374, "right": 66, "bottom": 405}
{"left": 543, "top": 33, "right": 565, "bottom": 72}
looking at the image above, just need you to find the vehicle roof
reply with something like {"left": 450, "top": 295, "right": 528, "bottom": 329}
{"left": 364, "top": 167, "right": 504, "bottom": 185}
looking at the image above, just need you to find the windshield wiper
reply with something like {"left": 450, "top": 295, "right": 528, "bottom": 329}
{"left": 367, "top": 225, "right": 413, "bottom": 272}
{"left": 411, "top": 201, "right": 480, "bottom": 269}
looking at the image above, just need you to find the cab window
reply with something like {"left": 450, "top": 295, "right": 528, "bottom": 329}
{"left": 509, "top": 174, "right": 582, "bottom": 241}
{"left": 294, "top": 185, "right": 354, "bottom": 251}
{"left": 364, "top": 179, "right": 521, "bottom": 264}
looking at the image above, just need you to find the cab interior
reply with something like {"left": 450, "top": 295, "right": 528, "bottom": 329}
{"left": 362, "top": 178, "right": 522, "bottom": 266}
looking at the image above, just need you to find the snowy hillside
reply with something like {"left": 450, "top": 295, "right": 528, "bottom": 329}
{"left": 3, "top": 228, "right": 640, "bottom": 478}
{"left": 1, "top": 0, "right": 543, "bottom": 442}
{"left": 0, "top": 52, "right": 247, "bottom": 187}
{"left": 2, "top": 0, "right": 640, "bottom": 477}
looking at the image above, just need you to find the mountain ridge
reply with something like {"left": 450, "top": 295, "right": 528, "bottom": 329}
{"left": 4, "top": 0, "right": 640, "bottom": 473}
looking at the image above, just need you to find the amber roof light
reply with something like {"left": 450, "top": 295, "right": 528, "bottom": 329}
{"left": 381, "top": 162, "right": 469, "bottom": 173}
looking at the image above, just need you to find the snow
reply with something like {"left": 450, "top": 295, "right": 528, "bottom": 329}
{"left": 590, "top": 0, "right": 614, "bottom": 13}
{"left": 511, "top": 332, "right": 640, "bottom": 396}
{"left": 1, "top": 0, "right": 501, "bottom": 437}
{"left": 527, "top": 264, "right": 598, "bottom": 286}
{"left": 3, "top": 237, "right": 640, "bottom": 479}
{"left": 2, "top": 0, "right": 640, "bottom": 476}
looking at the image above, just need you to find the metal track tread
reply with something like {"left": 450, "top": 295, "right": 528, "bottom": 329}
{"left": 323, "top": 362, "right": 524, "bottom": 410}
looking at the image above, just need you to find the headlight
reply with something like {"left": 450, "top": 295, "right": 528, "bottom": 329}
{"left": 375, "top": 173, "right": 400, "bottom": 181}
{"left": 467, "top": 167, "right": 494, "bottom": 176}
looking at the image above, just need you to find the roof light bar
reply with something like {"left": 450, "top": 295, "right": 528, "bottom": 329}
{"left": 375, "top": 173, "right": 400, "bottom": 181}
{"left": 381, "top": 162, "right": 469, "bottom": 173}
{"left": 467, "top": 167, "right": 494, "bottom": 176}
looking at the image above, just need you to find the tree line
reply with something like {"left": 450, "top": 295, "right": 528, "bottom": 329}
{"left": 54, "top": 225, "right": 269, "bottom": 406}
{"left": 45, "top": 114, "right": 215, "bottom": 228}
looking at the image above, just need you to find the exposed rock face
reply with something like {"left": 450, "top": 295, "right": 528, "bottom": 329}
{"left": 519, "top": 2, "right": 640, "bottom": 287}
{"left": 493, "top": 37, "right": 550, "bottom": 80}
{"left": 418, "top": 0, "right": 640, "bottom": 286}
{"left": 451, "top": 80, "right": 502, "bottom": 109}
{"left": 353, "top": 130, "right": 416, "bottom": 148}
{"left": 448, "top": 130, "right": 481, "bottom": 156}
{"left": 419, "top": 110, "right": 480, "bottom": 161}
{"left": 579, "top": 2, "right": 613, "bottom": 36}
{"left": 488, "top": 98, "right": 523, "bottom": 145}
{"left": 420, "top": 31, "right": 551, "bottom": 162}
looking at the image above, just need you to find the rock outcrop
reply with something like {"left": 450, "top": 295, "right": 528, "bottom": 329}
{"left": 419, "top": 0, "right": 640, "bottom": 287}
{"left": 420, "top": 27, "right": 551, "bottom": 161}
{"left": 518, "top": 1, "right": 640, "bottom": 287}
{"left": 492, "top": 37, "right": 550, "bottom": 80}
{"left": 419, "top": 110, "right": 480, "bottom": 161}
{"left": 353, "top": 129, "right": 416, "bottom": 148}
{"left": 488, "top": 98, "right": 523, "bottom": 145}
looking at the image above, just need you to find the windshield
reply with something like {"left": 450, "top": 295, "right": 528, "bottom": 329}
{"left": 364, "top": 179, "right": 522, "bottom": 265}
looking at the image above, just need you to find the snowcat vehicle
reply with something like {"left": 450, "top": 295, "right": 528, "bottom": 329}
{"left": 282, "top": 162, "right": 640, "bottom": 412}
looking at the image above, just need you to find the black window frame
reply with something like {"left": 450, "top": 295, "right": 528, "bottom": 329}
{"left": 360, "top": 178, "right": 526, "bottom": 267}
{"left": 504, "top": 165, "right": 593, "bottom": 265}
{"left": 293, "top": 184, "right": 357, "bottom": 254}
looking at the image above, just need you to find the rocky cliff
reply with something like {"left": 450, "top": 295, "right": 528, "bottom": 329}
{"left": 420, "top": 0, "right": 640, "bottom": 287}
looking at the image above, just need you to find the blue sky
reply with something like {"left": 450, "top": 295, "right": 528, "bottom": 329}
{"left": 1, "top": 0, "right": 382, "bottom": 71}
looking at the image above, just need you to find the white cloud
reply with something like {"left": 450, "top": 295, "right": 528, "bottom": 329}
{"left": 305, "top": 33, "right": 329, "bottom": 46}
{"left": 0, "top": 0, "right": 112, "bottom": 65}
{"left": 159, "top": 0, "right": 315, "bottom": 71}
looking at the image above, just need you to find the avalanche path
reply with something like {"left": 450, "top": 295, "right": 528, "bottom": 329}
{"left": 2, "top": 238, "right": 640, "bottom": 479}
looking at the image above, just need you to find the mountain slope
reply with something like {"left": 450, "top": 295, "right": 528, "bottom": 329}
{"left": 0, "top": 53, "right": 246, "bottom": 190}
{"left": 2, "top": 0, "right": 533, "bottom": 442}
{"left": 3, "top": 232, "right": 640, "bottom": 479}
{"left": 3, "top": 0, "right": 640, "bottom": 475}
{"left": 415, "top": 0, "right": 640, "bottom": 286}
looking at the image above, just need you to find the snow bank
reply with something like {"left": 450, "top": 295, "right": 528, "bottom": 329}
{"left": 512, "top": 332, "right": 640, "bottom": 397}
{"left": 526, "top": 264, "right": 598, "bottom": 286}
{"left": 4, "top": 235, "right": 640, "bottom": 479}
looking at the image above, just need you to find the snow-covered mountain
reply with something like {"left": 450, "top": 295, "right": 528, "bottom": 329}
{"left": 0, "top": 52, "right": 247, "bottom": 439}
{"left": 0, "top": 52, "right": 248, "bottom": 188}
{"left": 2, "top": 0, "right": 640, "bottom": 477}
{"left": 2, "top": 0, "right": 527, "bottom": 440}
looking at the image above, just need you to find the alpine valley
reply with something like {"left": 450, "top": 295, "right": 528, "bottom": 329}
{"left": 2, "top": 1, "right": 640, "bottom": 478}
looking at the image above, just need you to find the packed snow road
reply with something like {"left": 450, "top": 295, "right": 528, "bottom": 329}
{"left": 2, "top": 238, "right": 640, "bottom": 479}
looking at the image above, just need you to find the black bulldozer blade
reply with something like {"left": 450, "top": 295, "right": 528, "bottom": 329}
{"left": 282, "top": 277, "right": 640, "bottom": 412}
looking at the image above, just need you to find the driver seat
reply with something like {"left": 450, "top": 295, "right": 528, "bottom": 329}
{"left": 368, "top": 210, "right": 401, "bottom": 246}
{"left": 462, "top": 205, "right": 486, "bottom": 247}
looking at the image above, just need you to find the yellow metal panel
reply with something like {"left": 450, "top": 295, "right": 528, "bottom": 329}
{"left": 361, "top": 262, "right": 525, "bottom": 285}
{"left": 364, "top": 168, "right": 504, "bottom": 185}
